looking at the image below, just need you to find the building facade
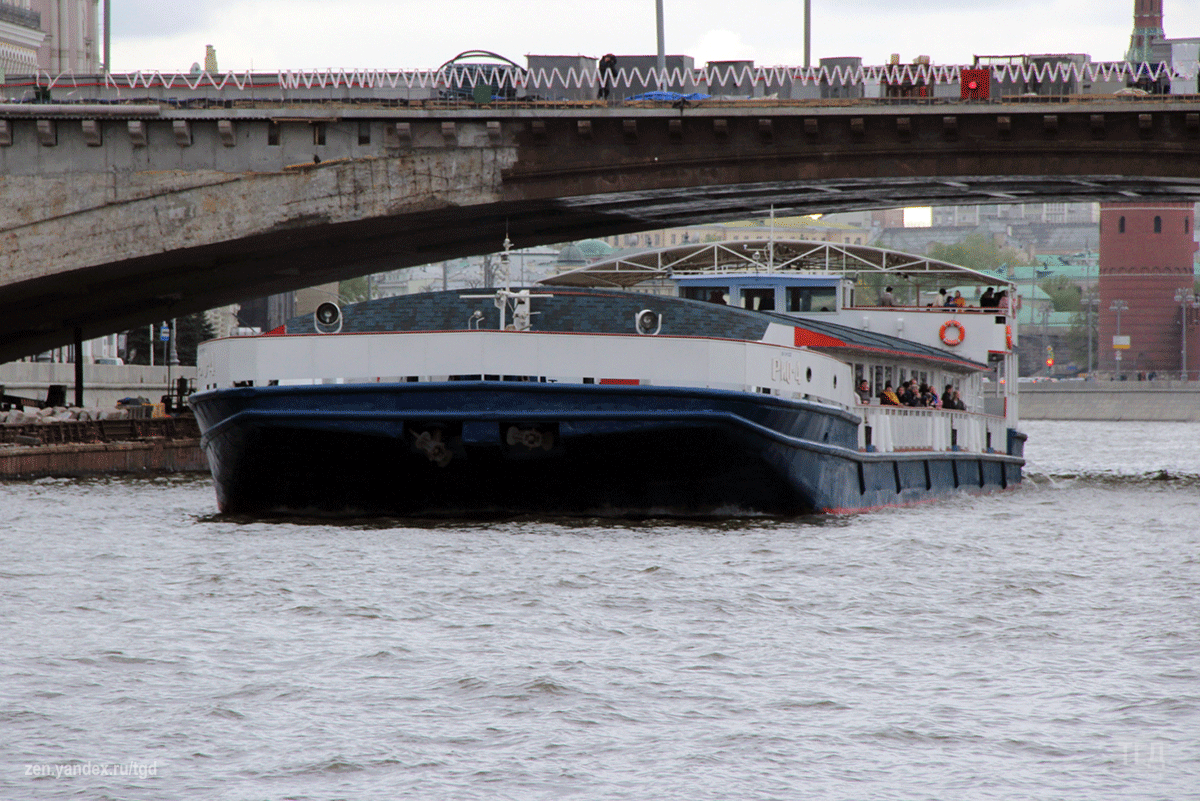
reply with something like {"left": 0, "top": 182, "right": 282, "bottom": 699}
{"left": 33, "top": 0, "right": 98, "bottom": 73}
{"left": 0, "top": 0, "right": 44, "bottom": 75}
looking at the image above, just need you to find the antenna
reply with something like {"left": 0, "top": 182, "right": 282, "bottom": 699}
{"left": 768, "top": 205, "right": 776, "bottom": 272}
{"left": 501, "top": 235, "right": 513, "bottom": 293}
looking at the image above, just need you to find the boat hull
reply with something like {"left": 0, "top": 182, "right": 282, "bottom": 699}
{"left": 190, "top": 382, "right": 1024, "bottom": 518}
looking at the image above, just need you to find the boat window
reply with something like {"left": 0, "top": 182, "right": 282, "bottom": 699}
{"left": 741, "top": 288, "right": 775, "bottom": 312}
{"left": 681, "top": 286, "right": 730, "bottom": 305}
{"left": 786, "top": 286, "right": 837, "bottom": 312}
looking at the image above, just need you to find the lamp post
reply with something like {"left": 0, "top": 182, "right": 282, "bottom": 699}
{"left": 804, "top": 0, "right": 811, "bottom": 68}
{"left": 655, "top": 0, "right": 666, "bottom": 91}
{"left": 1174, "top": 289, "right": 1198, "bottom": 381}
{"left": 1110, "top": 299, "right": 1128, "bottom": 376}
{"left": 1083, "top": 294, "right": 1099, "bottom": 376}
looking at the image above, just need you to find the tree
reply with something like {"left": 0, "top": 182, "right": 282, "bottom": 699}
{"left": 927, "top": 233, "right": 1034, "bottom": 275}
{"left": 122, "top": 313, "right": 215, "bottom": 366}
{"left": 1038, "top": 276, "right": 1082, "bottom": 312}
{"left": 1063, "top": 290, "right": 1101, "bottom": 373}
{"left": 339, "top": 277, "right": 371, "bottom": 303}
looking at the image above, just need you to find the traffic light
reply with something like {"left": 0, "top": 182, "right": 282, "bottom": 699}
{"left": 1045, "top": 345, "right": 1055, "bottom": 370}
{"left": 960, "top": 68, "right": 990, "bottom": 100}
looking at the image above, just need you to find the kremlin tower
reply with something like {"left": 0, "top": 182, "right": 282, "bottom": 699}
{"left": 1095, "top": 1, "right": 1199, "bottom": 378}
{"left": 1126, "top": 0, "right": 1166, "bottom": 63}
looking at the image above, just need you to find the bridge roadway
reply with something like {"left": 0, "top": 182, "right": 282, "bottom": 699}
{"left": 2, "top": 93, "right": 1200, "bottom": 362}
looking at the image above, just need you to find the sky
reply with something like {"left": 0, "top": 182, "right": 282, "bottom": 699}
{"left": 107, "top": 0, "right": 1200, "bottom": 74}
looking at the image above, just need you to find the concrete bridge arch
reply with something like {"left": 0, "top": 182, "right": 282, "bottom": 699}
{"left": 1, "top": 97, "right": 1199, "bottom": 361}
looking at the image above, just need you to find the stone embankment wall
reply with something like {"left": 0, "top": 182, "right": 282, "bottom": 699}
{"left": 0, "top": 414, "right": 207, "bottom": 478}
{"left": 1020, "top": 382, "right": 1200, "bottom": 421}
{"left": 0, "top": 363, "right": 197, "bottom": 408}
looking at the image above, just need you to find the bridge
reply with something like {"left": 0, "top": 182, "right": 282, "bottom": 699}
{"left": 1, "top": 62, "right": 1199, "bottom": 363}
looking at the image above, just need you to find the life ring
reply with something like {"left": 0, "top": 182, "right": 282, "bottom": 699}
{"left": 1005, "top": 325, "right": 1013, "bottom": 350}
{"left": 940, "top": 320, "right": 966, "bottom": 346}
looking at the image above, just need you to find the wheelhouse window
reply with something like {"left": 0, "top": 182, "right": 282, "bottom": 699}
{"left": 741, "top": 288, "right": 776, "bottom": 312}
{"left": 786, "top": 286, "right": 837, "bottom": 312}
{"left": 681, "top": 286, "right": 730, "bottom": 305}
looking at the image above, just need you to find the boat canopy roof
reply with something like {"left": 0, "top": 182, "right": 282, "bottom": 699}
{"left": 780, "top": 314, "right": 989, "bottom": 371}
{"left": 539, "top": 239, "right": 1015, "bottom": 291}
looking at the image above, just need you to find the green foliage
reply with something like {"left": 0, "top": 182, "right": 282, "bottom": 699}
{"left": 927, "top": 233, "right": 1033, "bottom": 274}
{"left": 1038, "top": 276, "right": 1082, "bottom": 312}
{"left": 339, "top": 277, "right": 370, "bottom": 303}
{"left": 1063, "top": 293, "right": 1101, "bottom": 371}
{"left": 123, "top": 313, "right": 215, "bottom": 366}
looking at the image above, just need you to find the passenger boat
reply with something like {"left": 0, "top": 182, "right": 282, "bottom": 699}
{"left": 189, "top": 239, "right": 1024, "bottom": 517}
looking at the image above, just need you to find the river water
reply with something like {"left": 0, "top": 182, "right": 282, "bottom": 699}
{"left": 2, "top": 421, "right": 1197, "bottom": 800}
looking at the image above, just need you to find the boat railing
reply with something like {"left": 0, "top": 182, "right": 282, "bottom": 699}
{"left": 850, "top": 304, "right": 1011, "bottom": 317}
{"left": 857, "top": 404, "right": 1008, "bottom": 455}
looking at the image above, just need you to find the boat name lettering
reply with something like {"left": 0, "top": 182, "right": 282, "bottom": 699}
{"left": 771, "top": 357, "right": 803, "bottom": 384}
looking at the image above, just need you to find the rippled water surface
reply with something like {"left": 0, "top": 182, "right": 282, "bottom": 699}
{"left": 2, "top": 421, "right": 1198, "bottom": 800}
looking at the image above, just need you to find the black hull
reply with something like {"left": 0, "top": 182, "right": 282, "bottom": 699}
{"left": 191, "top": 382, "right": 1024, "bottom": 518}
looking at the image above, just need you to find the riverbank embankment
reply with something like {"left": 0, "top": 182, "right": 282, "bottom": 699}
{"left": 0, "top": 417, "right": 207, "bottom": 479}
{"left": 1020, "top": 381, "right": 1200, "bottom": 421}
{"left": 0, "top": 362, "right": 197, "bottom": 408}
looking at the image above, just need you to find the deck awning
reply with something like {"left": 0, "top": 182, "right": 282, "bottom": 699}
{"left": 539, "top": 239, "right": 1014, "bottom": 291}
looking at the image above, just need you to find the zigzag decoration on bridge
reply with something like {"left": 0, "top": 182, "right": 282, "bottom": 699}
{"left": 10, "top": 60, "right": 1197, "bottom": 96}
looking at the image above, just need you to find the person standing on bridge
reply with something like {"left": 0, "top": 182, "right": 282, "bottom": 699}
{"left": 598, "top": 54, "right": 617, "bottom": 101}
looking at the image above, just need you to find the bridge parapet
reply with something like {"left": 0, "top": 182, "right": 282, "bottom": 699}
{"left": 1, "top": 59, "right": 1196, "bottom": 104}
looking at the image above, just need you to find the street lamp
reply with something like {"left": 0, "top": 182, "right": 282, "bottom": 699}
{"left": 655, "top": 0, "right": 666, "bottom": 91}
{"left": 1110, "top": 299, "right": 1128, "bottom": 376}
{"left": 1083, "top": 294, "right": 1099, "bottom": 376}
{"left": 1174, "top": 289, "right": 1198, "bottom": 381}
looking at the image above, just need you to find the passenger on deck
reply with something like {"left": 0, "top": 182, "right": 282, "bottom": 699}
{"left": 856, "top": 379, "right": 872, "bottom": 403}
{"left": 920, "top": 383, "right": 938, "bottom": 407}
{"left": 953, "top": 291, "right": 966, "bottom": 307}
{"left": 878, "top": 287, "right": 896, "bottom": 307}
{"left": 943, "top": 291, "right": 956, "bottom": 307}
{"left": 901, "top": 380, "right": 922, "bottom": 407}
{"left": 996, "top": 290, "right": 1010, "bottom": 315}
{"left": 951, "top": 390, "right": 966, "bottom": 411}
{"left": 942, "top": 384, "right": 956, "bottom": 408}
{"left": 979, "top": 287, "right": 996, "bottom": 307}
{"left": 879, "top": 382, "right": 901, "bottom": 406}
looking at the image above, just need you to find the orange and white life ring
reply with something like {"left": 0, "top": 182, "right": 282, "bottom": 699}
{"left": 1005, "top": 325, "right": 1014, "bottom": 350}
{"left": 940, "top": 320, "right": 966, "bottom": 346}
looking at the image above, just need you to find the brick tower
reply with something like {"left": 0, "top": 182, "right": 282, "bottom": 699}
{"left": 1126, "top": 0, "right": 1166, "bottom": 62}
{"left": 1098, "top": 203, "right": 1199, "bottom": 377}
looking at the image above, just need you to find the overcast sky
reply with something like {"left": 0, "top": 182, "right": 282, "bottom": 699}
{"left": 107, "top": 1, "right": 1200, "bottom": 73}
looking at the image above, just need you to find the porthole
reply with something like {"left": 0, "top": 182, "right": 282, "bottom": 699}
{"left": 806, "top": 367, "right": 813, "bottom": 382}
